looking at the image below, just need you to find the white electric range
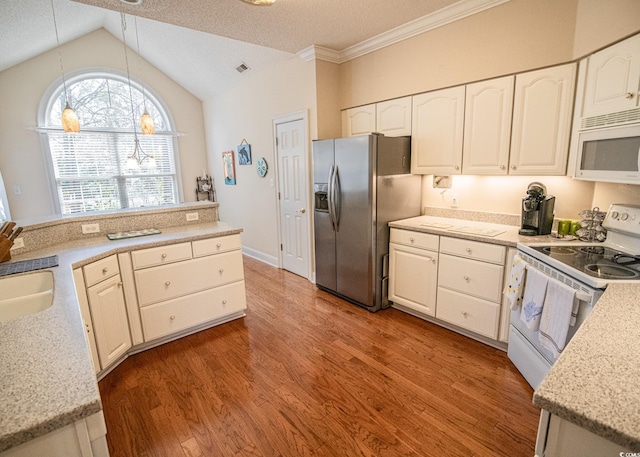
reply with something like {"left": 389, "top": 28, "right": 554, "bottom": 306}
{"left": 508, "top": 203, "right": 640, "bottom": 389}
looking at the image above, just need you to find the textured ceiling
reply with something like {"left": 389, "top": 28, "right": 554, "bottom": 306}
{"left": 0, "top": 0, "right": 469, "bottom": 100}
{"left": 73, "top": 0, "right": 460, "bottom": 53}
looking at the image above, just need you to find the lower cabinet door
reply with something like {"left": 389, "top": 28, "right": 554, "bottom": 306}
{"left": 140, "top": 281, "right": 247, "bottom": 341}
{"left": 388, "top": 243, "right": 438, "bottom": 316}
{"left": 87, "top": 275, "right": 132, "bottom": 370}
{"left": 436, "top": 287, "right": 499, "bottom": 338}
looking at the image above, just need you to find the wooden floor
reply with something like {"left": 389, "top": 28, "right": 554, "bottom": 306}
{"left": 99, "top": 256, "right": 540, "bottom": 457}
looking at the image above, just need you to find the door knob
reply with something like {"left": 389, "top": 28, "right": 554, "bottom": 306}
{"left": 297, "top": 208, "right": 306, "bottom": 213}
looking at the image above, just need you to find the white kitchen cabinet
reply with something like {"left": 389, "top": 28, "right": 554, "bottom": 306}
{"left": 375, "top": 96, "right": 412, "bottom": 136}
{"left": 411, "top": 86, "right": 465, "bottom": 174}
{"left": 388, "top": 229, "right": 439, "bottom": 316}
{"left": 72, "top": 268, "right": 101, "bottom": 374}
{"left": 582, "top": 33, "right": 640, "bottom": 121}
{"left": 87, "top": 273, "right": 131, "bottom": 370}
{"left": 436, "top": 237, "right": 505, "bottom": 339}
{"left": 133, "top": 234, "right": 246, "bottom": 342}
{"left": 538, "top": 411, "right": 631, "bottom": 457}
{"left": 342, "top": 97, "right": 412, "bottom": 137}
{"left": 341, "top": 104, "right": 376, "bottom": 137}
{"left": 509, "top": 63, "right": 576, "bottom": 175}
{"left": 462, "top": 76, "right": 514, "bottom": 175}
{"left": 0, "top": 411, "right": 108, "bottom": 457}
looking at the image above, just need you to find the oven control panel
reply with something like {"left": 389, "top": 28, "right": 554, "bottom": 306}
{"left": 603, "top": 204, "right": 640, "bottom": 236}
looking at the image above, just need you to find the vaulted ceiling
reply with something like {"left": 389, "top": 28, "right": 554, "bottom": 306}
{"left": 1, "top": 0, "right": 502, "bottom": 100}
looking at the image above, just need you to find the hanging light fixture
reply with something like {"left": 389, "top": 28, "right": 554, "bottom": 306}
{"left": 239, "top": 0, "right": 276, "bottom": 5}
{"left": 121, "top": 12, "right": 155, "bottom": 167}
{"left": 134, "top": 16, "right": 155, "bottom": 135}
{"left": 50, "top": 0, "right": 80, "bottom": 133}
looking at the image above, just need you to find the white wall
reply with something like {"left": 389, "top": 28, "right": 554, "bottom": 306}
{"left": 203, "top": 56, "right": 317, "bottom": 263}
{"left": 0, "top": 28, "right": 208, "bottom": 220}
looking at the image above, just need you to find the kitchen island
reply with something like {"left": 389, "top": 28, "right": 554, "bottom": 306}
{"left": 0, "top": 203, "right": 244, "bottom": 455}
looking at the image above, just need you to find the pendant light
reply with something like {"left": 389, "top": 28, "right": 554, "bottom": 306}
{"left": 134, "top": 16, "right": 155, "bottom": 135}
{"left": 121, "top": 12, "right": 154, "bottom": 167}
{"left": 239, "top": 0, "right": 276, "bottom": 5}
{"left": 51, "top": 0, "right": 80, "bottom": 133}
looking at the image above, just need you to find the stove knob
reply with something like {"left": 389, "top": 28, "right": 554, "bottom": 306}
{"left": 611, "top": 211, "right": 620, "bottom": 219}
{"left": 621, "top": 213, "right": 629, "bottom": 221}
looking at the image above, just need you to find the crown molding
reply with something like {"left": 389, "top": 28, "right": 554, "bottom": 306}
{"left": 300, "top": 0, "right": 510, "bottom": 64}
{"left": 297, "top": 45, "right": 341, "bottom": 63}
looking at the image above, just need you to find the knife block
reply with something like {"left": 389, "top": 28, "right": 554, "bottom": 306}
{"left": 0, "top": 236, "right": 13, "bottom": 262}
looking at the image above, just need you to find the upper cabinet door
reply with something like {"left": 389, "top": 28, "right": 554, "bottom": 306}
{"left": 342, "top": 104, "right": 376, "bottom": 137}
{"left": 411, "top": 86, "right": 465, "bottom": 175}
{"left": 510, "top": 63, "right": 576, "bottom": 176}
{"left": 462, "top": 76, "right": 514, "bottom": 175}
{"left": 582, "top": 34, "right": 640, "bottom": 120}
{"left": 376, "top": 96, "right": 412, "bottom": 137}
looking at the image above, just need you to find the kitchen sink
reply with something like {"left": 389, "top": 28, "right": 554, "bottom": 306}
{"left": 0, "top": 270, "right": 54, "bottom": 322}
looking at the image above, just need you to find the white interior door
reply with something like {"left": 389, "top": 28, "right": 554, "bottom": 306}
{"left": 276, "top": 118, "right": 309, "bottom": 278}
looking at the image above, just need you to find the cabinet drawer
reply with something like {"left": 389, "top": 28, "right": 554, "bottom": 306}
{"left": 436, "top": 287, "right": 499, "bottom": 339}
{"left": 192, "top": 234, "right": 242, "bottom": 258}
{"left": 135, "top": 251, "right": 245, "bottom": 306}
{"left": 390, "top": 228, "right": 439, "bottom": 251}
{"left": 84, "top": 255, "right": 119, "bottom": 288}
{"left": 131, "top": 242, "right": 192, "bottom": 270}
{"left": 440, "top": 236, "right": 505, "bottom": 264}
{"left": 438, "top": 254, "right": 504, "bottom": 302}
{"left": 141, "top": 281, "right": 247, "bottom": 341}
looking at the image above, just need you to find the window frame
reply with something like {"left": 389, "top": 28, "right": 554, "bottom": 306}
{"left": 38, "top": 67, "right": 184, "bottom": 215}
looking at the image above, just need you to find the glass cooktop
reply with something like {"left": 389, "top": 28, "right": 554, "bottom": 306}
{"left": 531, "top": 245, "right": 640, "bottom": 280}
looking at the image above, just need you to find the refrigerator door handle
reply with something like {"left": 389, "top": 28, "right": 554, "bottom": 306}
{"left": 332, "top": 165, "right": 341, "bottom": 229}
{"left": 327, "top": 165, "right": 336, "bottom": 231}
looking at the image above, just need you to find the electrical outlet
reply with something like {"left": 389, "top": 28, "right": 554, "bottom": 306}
{"left": 451, "top": 194, "right": 459, "bottom": 208}
{"left": 82, "top": 223, "right": 100, "bottom": 234}
{"left": 186, "top": 212, "right": 199, "bottom": 222}
{"left": 10, "top": 237, "right": 24, "bottom": 250}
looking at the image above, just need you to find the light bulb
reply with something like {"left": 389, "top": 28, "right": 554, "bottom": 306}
{"left": 61, "top": 102, "right": 80, "bottom": 133}
{"left": 140, "top": 111, "right": 155, "bottom": 135}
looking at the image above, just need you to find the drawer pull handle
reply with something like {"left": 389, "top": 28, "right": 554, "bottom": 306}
{"left": 165, "top": 281, "right": 171, "bottom": 286}
{"left": 409, "top": 237, "right": 414, "bottom": 243}
{"left": 217, "top": 243, "right": 222, "bottom": 248}
{"left": 170, "top": 315, "right": 176, "bottom": 320}
{"left": 462, "top": 311, "right": 468, "bottom": 318}
{"left": 219, "top": 268, "right": 224, "bottom": 274}
{"left": 222, "top": 300, "right": 227, "bottom": 305}
{"left": 161, "top": 253, "right": 167, "bottom": 259}
{"left": 465, "top": 248, "right": 471, "bottom": 253}
{"left": 102, "top": 267, "right": 108, "bottom": 274}
{"left": 118, "top": 282, "right": 123, "bottom": 288}
{"left": 464, "top": 276, "right": 470, "bottom": 281}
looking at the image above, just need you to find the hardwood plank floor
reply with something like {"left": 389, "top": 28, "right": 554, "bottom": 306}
{"left": 99, "top": 256, "right": 540, "bottom": 457}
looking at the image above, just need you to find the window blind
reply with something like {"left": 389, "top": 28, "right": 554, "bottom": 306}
{"left": 48, "top": 131, "right": 177, "bottom": 214}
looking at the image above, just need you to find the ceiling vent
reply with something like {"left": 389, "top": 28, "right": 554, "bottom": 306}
{"left": 235, "top": 63, "right": 250, "bottom": 74}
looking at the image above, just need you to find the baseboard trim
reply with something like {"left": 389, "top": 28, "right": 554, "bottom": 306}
{"left": 242, "top": 246, "right": 279, "bottom": 267}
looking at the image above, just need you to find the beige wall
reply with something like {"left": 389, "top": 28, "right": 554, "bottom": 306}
{"left": 0, "top": 28, "right": 207, "bottom": 221}
{"left": 315, "top": 60, "right": 342, "bottom": 140}
{"left": 339, "top": 0, "right": 579, "bottom": 109}
{"left": 573, "top": 0, "right": 640, "bottom": 58}
{"left": 203, "top": 56, "right": 317, "bottom": 262}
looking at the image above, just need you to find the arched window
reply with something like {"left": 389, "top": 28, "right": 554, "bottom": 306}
{"left": 41, "top": 71, "right": 180, "bottom": 215}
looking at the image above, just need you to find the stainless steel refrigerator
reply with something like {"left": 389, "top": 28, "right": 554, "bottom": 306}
{"left": 313, "top": 134, "right": 421, "bottom": 312}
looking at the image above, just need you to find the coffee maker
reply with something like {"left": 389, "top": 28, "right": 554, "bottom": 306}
{"left": 519, "top": 182, "right": 555, "bottom": 236}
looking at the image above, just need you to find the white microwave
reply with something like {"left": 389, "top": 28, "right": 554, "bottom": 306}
{"left": 574, "top": 124, "right": 640, "bottom": 184}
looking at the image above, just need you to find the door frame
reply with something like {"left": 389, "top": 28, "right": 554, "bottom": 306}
{"left": 272, "top": 110, "right": 313, "bottom": 281}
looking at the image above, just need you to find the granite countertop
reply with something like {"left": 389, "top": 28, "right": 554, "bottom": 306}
{"left": 388, "top": 215, "right": 554, "bottom": 247}
{"left": 0, "top": 221, "right": 242, "bottom": 453}
{"left": 392, "top": 214, "right": 640, "bottom": 450}
{"left": 533, "top": 283, "right": 640, "bottom": 450}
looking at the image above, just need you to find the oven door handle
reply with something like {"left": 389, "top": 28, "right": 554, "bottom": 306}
{"left": 575, "top": 292, "right": 591, "bottom": 303}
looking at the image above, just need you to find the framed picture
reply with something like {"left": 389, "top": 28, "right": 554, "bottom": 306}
{"left": 237, "top": 143, "right": 252, "bottom": 165}
{"left": 222, "top": 150, "right": 236, "bottom": 185}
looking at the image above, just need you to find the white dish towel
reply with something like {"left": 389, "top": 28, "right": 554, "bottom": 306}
{"left": 503, "top": 253, "right": 527, "bottom": 310}
{"left": 539, "top": 278, "right": 577, "bottom": 360}
{"left": 520, "top": 265, "right": 548, "bottom": 331}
